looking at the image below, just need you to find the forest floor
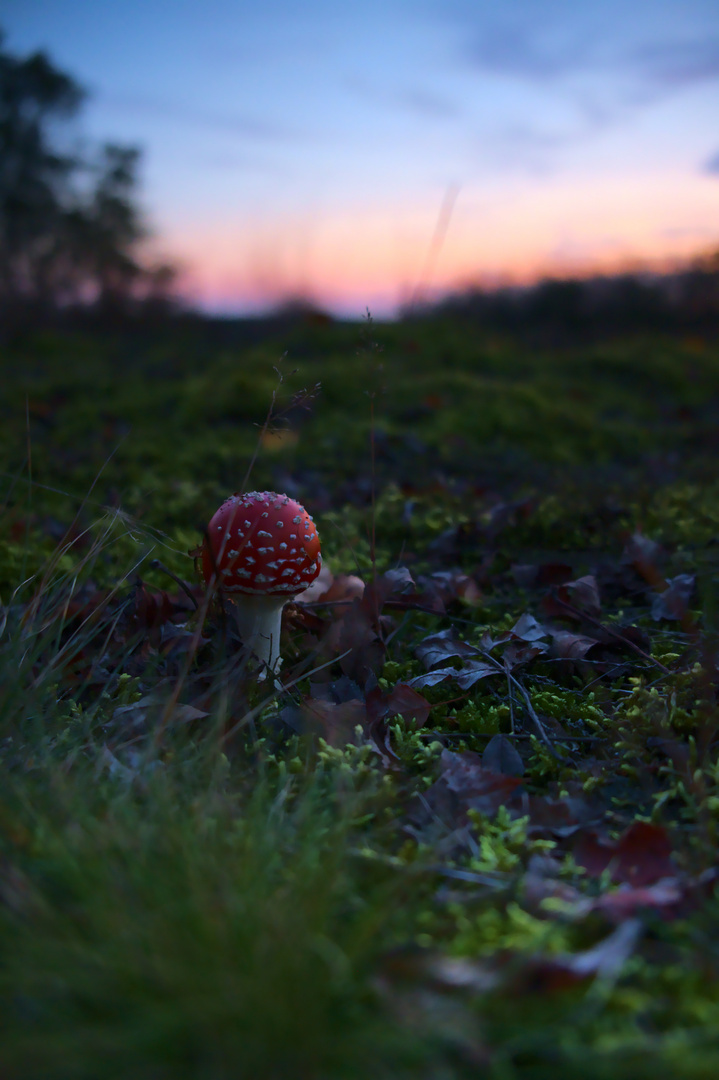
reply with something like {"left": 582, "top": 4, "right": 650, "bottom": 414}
{"left": 1, "top": 314, "right": 719, "bottom": 1078}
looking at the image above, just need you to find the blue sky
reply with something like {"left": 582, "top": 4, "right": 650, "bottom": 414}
{"left": 4, "top": 0, "right": 719, "bottom": 314}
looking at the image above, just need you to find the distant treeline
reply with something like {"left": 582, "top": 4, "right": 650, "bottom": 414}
{"left": 410, "top": 252, "right": 719, "bottom": 339}
{"left": 0, "top": 32, "right": 177, "bottom": 333}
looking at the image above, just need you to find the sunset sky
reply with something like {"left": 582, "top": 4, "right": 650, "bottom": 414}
{"left": 5, "top": 0, "right": 719, "bottom": 316}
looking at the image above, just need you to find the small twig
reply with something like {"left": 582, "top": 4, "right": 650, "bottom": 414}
{"left": 149, "top": 559, "right": 199, "bottom": 609}
{"left": 505, "top": 669, "right": 558, "bottom": 755}
{"left": 582, "top": 661, "right": 630, "bottom": 691}
{"left": 425, "top": 865, "right": 510, "bottom": 888}
{"left": 416, "top": 730, "right": 604, "bottom": 744}
{"left": 550, "top": 593, "right": 670, "bottom": 674}
{"left": 475, "top": 647, "right": 557, "bottom": 754}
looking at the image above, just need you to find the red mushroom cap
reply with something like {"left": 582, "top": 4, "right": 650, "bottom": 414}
{"left": 202, "top": 490, "right": 321, "bottom": 596}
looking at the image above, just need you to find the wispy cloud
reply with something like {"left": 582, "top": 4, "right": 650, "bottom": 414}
{"left": 631, "top": 38, "right": 719, "bottom": 91}
{"left": 704, "top": 149, "right": 719, "bottom": 174}
{"left": 453, "top": 10, "right": 719, "bottom": 174}
{"left": 395, "top": 87, "right": 460, "bottom": 119}
{"left": 200, "top": 151, "right": 291, "bottom": 176}
{"left": 344, "top": 74, "right": 460, "bottom": 121}
{"left": 462, "top": 22, "right": 592, "bottom": 82}
{"left": 461, "top": 19, "right": 719, "bottom": 98}
{"left": 99, "top": 91, "right": 299, "bottom": 142}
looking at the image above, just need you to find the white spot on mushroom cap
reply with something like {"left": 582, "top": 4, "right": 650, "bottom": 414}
{"left": 206, "top": 491, "right": 320, "bottom": 595}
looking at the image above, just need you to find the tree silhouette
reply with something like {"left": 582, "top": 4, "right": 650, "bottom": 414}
{"left": 0, "top": 32, "right": 175, "bottom": 323}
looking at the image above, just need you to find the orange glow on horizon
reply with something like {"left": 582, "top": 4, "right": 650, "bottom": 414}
{"left": 168, "top": 170, "right": 719, "bottom": 315}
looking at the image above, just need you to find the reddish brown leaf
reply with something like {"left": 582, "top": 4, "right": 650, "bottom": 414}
{"left": 334, "top": 600, "right": 385, "bottom": 685}
{"left": 574, "top": 822, "right": 674, "bottom": 886}
{"left": 536, "top": 562, "right": 574, "bottom": 586}
{"left": 621, "top": 531, "right": 664, "bottom": 579}
{"left": 501, "top": 641, "right": 547, "bottom": 667}
{"left": 525, "top": 794, "right": 598, "bottom": 837}
{"left": 301, "top": 698, "right": 368, "bottom": 747}
{"left": 386, "top": 683, "right": 432, "bottom": 726}
{"left": 294, "top": 563, "right": 335, "bottom": 603}
{"left": 296, "top": 567, "right": 365, "bottom": 610}
{"left": 564, "top": 575, "right": 602, "bottom": 617}
{"left": 440, "top": 749, "right": 524, "bottom": 814}
{"left": 550, "top": 630, "right": 601, "bottom": 661}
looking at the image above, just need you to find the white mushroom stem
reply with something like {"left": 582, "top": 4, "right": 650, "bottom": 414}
{"left": 229, "top": 593, "right": 288, "bottom": 673}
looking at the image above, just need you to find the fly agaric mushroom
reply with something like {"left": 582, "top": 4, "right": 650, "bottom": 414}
{"left": 202, "top": 491, "right": 321, "bottom": 673}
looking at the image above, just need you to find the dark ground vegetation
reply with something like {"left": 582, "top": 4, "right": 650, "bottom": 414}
{"left": 1, "top": 312, "right": 719, "bottom": 1078}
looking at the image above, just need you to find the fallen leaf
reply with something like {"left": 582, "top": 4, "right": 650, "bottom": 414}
{"left": 622, "top": 531, "right": 664, "bottom": 575}
{"left": 550, "top": 630, "right": 601, "bottom": 661}
{"left": 301, "top": 698, "right": 367, "bottom": 747}
{"left": 386, "top": 683, "right": 431, "bottom": 726}
{"left": 500, "top": 641, "right": 547, "bottom": 667}
{"left": 482, "top": 734, "right": 525, "bottom": 777}
{"left": 510, "top": 613, "right": 549, "bottom": 642}
{"left": 439, "top": 749, "right": 524, "bottom": 815}
{"left": 556, "top": 918, "right": 642, "bottom": 979}
{"left": 415, "top": 628, "right": 480, "bottom": 669}
{"left": 574, "top": 821, "right": 674, "bottom": 886}
{"left": 651, "top": 574, "right": 695, "bottom": 620}
{"left": 543, "top": 575, "right": 601, "bottom": 620}
{"left": 409, "top": 660, "right": 499, "bottom": 691}
{"left": 294, "top": 563, "right": 335, "bottom": 603}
